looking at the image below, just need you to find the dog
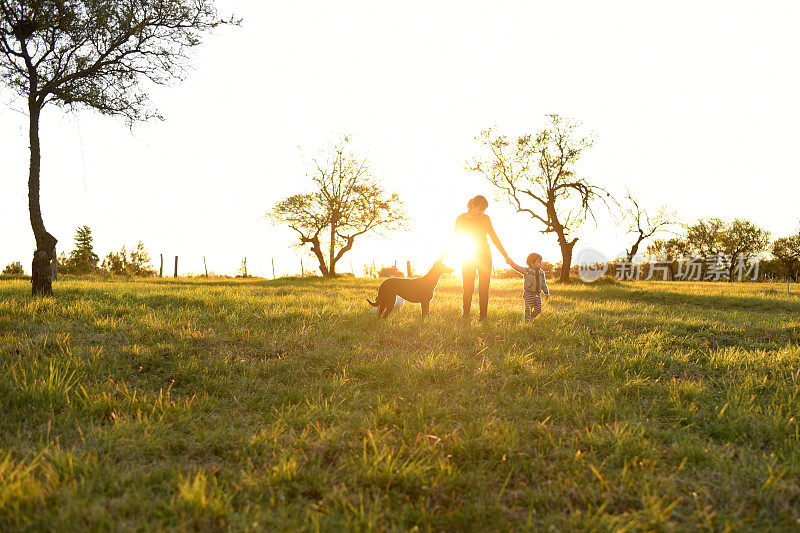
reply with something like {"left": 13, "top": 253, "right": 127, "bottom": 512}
{"left": 367, "top": 260, "right": 454, "bottom": 318}
{"left": 369, "top": 296, "right": 404, "bottom": 314}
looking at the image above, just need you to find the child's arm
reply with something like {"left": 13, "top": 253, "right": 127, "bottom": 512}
{"left": 506, "top": 258, "right": 526, "bottom": 274}
{"left": 541, "top": 271, "right": 550, "bottom": 299}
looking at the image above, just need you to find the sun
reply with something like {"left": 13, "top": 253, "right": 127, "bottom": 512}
{"left": 442, "top": 233, "right": 476, "bottom": 270}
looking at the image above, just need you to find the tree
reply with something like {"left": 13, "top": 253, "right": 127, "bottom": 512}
{"left": 685, "top": 218, "right": 726, "bottom": 258}
{"left": 719, "top": 219, "right": 770, "bottom": 281}
{"left": 685, "top": 218, "right": 770, "bottom": 281}
{"left": 469, "top": 115, "right": 611, "bottom": 281}
{"left": 101, "top": 241, "right": 155, "bottom": 277}
{"left": 646, "top": 237, "right": 690, "bottom": 280}
{"left": 771, "top": 229, "right": 800, "bottom": 282}
{"left": 101, "top": 246, "right": 127, "bottom": 276}
{"left": 269, "top": 137, "right": 409, "bottom": 277}
{"left": 1, "top": 0, "right": 236, "bottom": 295}
{"left": 621, "top": 191, "right": 677, "bottom": 263}
{"left": 2, "top": 262, "right": 24, "bottom": 275}
{"left": 68, "top": 225, "right": 98, "bottom": 274}
{"left": 128, "top": 241, "right": 155, "bottom": 276}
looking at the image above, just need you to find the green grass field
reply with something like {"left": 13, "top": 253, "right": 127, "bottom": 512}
{"left": 1, "top": 276, "right": 799, "bottom": 531}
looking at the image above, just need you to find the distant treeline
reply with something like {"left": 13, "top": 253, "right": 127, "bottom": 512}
{"left": 55, "top": 226, "right": 156, "bottom": 277}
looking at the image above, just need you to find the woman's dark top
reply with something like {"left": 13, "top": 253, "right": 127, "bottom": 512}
{"left": 455, "top": 213, "right": 491, "bottom": 255}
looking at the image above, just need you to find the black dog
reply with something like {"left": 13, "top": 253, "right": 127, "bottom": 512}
{"left": 367, "top": 261, "right": 455, "bottom": 318}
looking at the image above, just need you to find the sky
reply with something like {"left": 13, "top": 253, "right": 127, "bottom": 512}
{"left": 2, "top": 1, "right": 799, "bottom": 276}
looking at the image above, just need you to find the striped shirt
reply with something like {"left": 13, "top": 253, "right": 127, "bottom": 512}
{"left": 511, "top": 266, "right": 549, "bottom": 296}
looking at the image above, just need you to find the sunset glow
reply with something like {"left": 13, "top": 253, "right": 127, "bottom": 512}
{"left": 442, "top": 233, "right": 477, "bottom": 272}
{"left": 2, "top": 1, "right": 798, "bottom": 276}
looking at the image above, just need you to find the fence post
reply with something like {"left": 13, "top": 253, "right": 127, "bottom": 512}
{"left": 174, "top": 256, "right": 178, "bottom": 278}
{"left": 203, "top": 256, "right": 208, "bottom": 277}
{"left": 272, "top": 258, "right": 275, "bottom": 279}
{"left": 407, "top": 260, "right": 412, "bottom": 277}
{"left": 301, "top": 258, "right": 304, "bottom": 277}
{"left": 159, "top": 254, "right": 163, "bottom": 278}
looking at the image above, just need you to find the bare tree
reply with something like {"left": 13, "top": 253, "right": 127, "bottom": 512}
{"left": 469, "top": 114, "right": 611, "bottom": 281}
{"left": 269, "top": 137, "right": 409, "bottom": 277}
{"left": 0, "top": 0, "right": 237, "bottom": 295}
{"left": 621, "top": 191, "right": 677, "bottom": 263}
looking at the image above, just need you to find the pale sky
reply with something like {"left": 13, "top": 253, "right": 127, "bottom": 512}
{"left": 2, "top": 1, "right": 799, "bottom": 276}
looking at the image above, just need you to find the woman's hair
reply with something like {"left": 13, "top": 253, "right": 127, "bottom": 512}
{"left": 467, "top": 195, "right": 489, "bottom": 211}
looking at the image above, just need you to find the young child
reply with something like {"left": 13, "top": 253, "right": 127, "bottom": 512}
{"left": 507, "top": 253, "right": 550, "bottom": 322}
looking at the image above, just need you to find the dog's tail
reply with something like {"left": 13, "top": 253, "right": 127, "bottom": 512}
{"left": 366, "top": 298, "right": 378, "bottom": 307}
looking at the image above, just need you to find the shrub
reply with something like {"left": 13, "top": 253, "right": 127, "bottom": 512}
{"left": 378, "top": 265, "right": 404, "bottom": 278}
{"left": 2, "top": 262, "right": 25, "bottom": 276}
{"left": 101, "top": 242, "right": 156, "bottom": 277}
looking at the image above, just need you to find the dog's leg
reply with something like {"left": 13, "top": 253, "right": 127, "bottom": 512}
{"left": 420, "top": 300, "right": 430, "bottom": 319}
{"left": 382, "top": 298, "right": 395, "bottom": 318}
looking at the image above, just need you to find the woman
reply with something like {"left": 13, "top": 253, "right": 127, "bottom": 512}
{"left": 449, "top": 195, "right": 511, "bottom": 321}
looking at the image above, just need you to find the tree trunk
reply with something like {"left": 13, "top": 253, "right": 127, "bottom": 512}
{"left": 727, "top": 253, "right": 738, "bottom": 282}
{"left": 558, "top": 236, "right": 577, "bottom": 282}
{"left": 328, "top": 217, "right": 336, "bottom": 277}
{"left": 28, "top": 103, "right": 57, "bottom": 296}
{"left": 307, "top": 236, "right": 328, "bottom": 276}
{"left": 627, "top": 232, "right": 644, "bottom": 263}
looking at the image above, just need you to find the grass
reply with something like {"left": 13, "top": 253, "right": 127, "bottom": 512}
{"left": 1, "top": 276, "right": 799, "bottom": 531}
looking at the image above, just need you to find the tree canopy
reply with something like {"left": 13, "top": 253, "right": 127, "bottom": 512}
{"left": 469, "top": 114, "right": 611, "bottom": 281}
{"left": 1, "top": 0, "right": 236, "bottom": 295}
{"left": 269, "top": 137, "right": 409, "bottom": 277}
{"left": 0, "top": 0, "right": 236, "bottom": 122}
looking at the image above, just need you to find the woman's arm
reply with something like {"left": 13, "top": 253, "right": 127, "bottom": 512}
{"left": 486, "top": 217, "right": 509, "bottom": 260}
{"left": 507, "top": 260, "right": 525, "bottom": 274}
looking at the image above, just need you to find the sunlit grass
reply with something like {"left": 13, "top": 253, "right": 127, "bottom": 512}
{"left": 0, "top": 276, "right": 798, "bottom": 530}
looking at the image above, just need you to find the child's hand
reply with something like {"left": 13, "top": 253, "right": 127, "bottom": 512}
{"left": 545, "top": 293, "right": 550, "bottom": 301}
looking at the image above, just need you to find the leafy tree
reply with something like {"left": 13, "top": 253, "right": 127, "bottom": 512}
{"left": 378, "top": 265, "right": 404, "bottom": 278}
{"left": 719, "top": 219, "right": 770, "bottom": 281}
{"left": 2, "top": 262, "right": 24, "bottom": 275}
{"left": 56, "top": 251, "right": 74, "bottom": 274}
{"left": 772, "top": 229, "right": 800, "bottom": 282}
{"left": 269, "top": 137, "right": 409, "bottom": 277}
{"left": 469, "top": 115, "right": 612, "bottom": 281}
{"left": 101, "top": 242, "right": 155, "bottom": 277}
{"left": 128, "top": 241, "right": 155, "bottom": 276}
{"left": 685, "top": 218, "right": 770, "bottom": 281}
{"left": 646, "top": 237, "right": 690, "bottom": 261}
{"left": 0, "top": 0, "right": 236, "bottom": 295}
{"left": 68, "top": 225, "right": 98, "bottom": 274}
{"left": 685, "top": 218, "right": 726, "bottom": 258}
{"left": 101, "top": 246, "right": 128, "bottom": 276}
{"left": 646, "top": 237, "right": 691, "bottom": 279}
